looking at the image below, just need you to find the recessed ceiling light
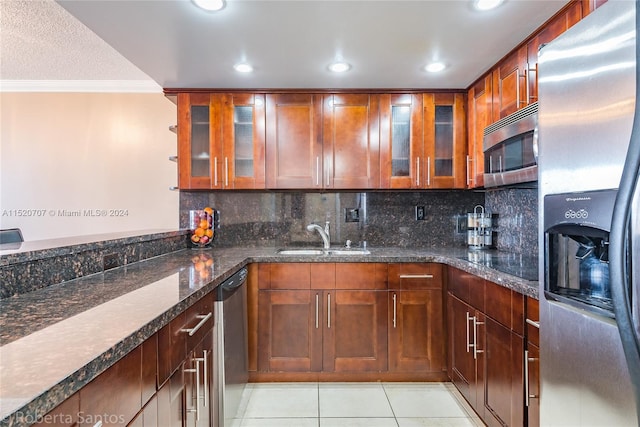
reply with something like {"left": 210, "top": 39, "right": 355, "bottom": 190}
{"left": 234, "top": 63, "right": 253, "bottom": 73}
{"left": 328, "top": 62, "right": 351, "bottom": 73}
{"left": 473, "top": 0, "right": 504, "bottom": 11}
{"left": 192, "top": 0, "right": 225, "bottom": 11}
{"left": 425, "top": 62, "right": 446, "bottom": 73}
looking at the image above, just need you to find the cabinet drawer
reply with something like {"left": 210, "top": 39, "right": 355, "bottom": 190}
{"left": 185, "top": 293, "right": 214, "bottom": 351}
{"left": 270, "top": 263, "right": 312, "bottom": 289}
{"left": 484, "top": 281, "right": 524, "bottom": 334}
{"left": 157, "top": 311, "right": 187, "bottom": 386}
{"left": 526, "top": 297, "right": 540, "bottom": 347}
{"left": 335, "top": 263, "right": 387, "bottom": 290}
{"left": 447, "top": 267, "right": 484, "bottom": 311}
{"left": 388, "top": 263, "right": 442, "bottom": 289}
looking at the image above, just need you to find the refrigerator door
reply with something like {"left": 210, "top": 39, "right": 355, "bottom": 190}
{"left": 537, "top": 0, "right": 637, "bottom": 425}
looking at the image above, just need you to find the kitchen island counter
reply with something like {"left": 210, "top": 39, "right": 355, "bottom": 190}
{"left": 0, "top": 244, "right": 537, "bottom": 426}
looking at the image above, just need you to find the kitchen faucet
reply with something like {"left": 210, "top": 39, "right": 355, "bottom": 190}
{"left": 306, "top": 221, "right": 330, "bottom": 249}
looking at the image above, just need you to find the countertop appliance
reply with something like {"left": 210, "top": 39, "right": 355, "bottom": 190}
{"left": 214, "top": 267, "right": 249, "bottom": 427}
{"left": 538, "top": 0, "right": 640, "bottom": 425}
{"left": 483, "top": 101, "right": 538, "bottom": 188}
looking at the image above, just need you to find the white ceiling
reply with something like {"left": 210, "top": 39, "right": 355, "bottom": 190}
{"left": 2, "top": 0, "right": 571, "bottom": 91}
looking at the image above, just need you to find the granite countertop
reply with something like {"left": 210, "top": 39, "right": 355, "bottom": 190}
{"left": 0, "top": 245, "right": 538, "bottom": 426}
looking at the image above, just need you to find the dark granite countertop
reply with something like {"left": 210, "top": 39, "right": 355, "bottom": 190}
{"left": 0, "top": 245, "right": 538, "bottom": 426}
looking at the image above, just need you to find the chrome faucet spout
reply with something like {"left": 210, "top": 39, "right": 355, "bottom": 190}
{"left": 306, "top": 222, "right": 331, "bottom": 249}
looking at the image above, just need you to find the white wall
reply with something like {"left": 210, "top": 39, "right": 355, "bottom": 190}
{"left": 0, "top": 92, "right": 179, "bottom": 241}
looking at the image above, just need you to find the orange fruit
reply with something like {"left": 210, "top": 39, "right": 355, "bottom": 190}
{"left": 204, "top": 207, "right": 214, "bottom": 215}
{"left": 199, "top": 220, "right": 209, "bottom": 229}
{"left": 195, "top": 228, "right": 205, "bottom": 237}
{"left": 205, "top": 259, "right": 214, "bottom": 267}
{"left": 205, "top": 229, "right": 214, "bottom": 238}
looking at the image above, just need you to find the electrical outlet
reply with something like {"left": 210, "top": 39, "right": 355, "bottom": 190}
{"left": 415, "top": 206, "right": 426, "bottom": 221}
{"left": 103, "top": 253, "right": 119, "bottom": 271}
{"left": 345, "top": 208, "right": 360, "bottom": 223}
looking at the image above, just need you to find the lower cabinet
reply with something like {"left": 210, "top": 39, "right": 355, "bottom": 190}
{"left": 525, "top": 296, "right": 541, "bottom": 427}
{"left": 253, "top": 262, "right": 446, "bottom": 381}
{"left": 37, "top": 291, "right": 216, "bottom": 427}
{"left": 256, "top": 263, "right": 388, "bottom": 375}
{"left": 447, "top": 267, "right": 526, "bottom": 427}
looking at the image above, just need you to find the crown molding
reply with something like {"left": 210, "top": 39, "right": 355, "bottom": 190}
{"left": 0, "top": 80, "right": 162, "bottom": 93}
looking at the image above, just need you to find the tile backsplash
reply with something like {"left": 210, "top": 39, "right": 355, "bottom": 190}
{"left": 180, "top": 190, "right": 485, "bottom": 249}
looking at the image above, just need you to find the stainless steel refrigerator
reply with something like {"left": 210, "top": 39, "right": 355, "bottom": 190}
{"left": 537, "top": 0, "right": 640, "bottom": 425}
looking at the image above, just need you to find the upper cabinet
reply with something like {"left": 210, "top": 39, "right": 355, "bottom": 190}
{"left": 467, "top": 75, "right": 493, "bottom": 189}
{"left": 491, "top": 46, "right": 529, "bottom": 120}
{"left": 380, "top": 92, "right": 466, "bottom": 190}
{"left": 265, "top": 93, "right": 323, "bottom": 189}
{"left": 323, "top": 94, "right": 381, "bottom": 189}
{"left": 177, "top": 93, "right": 265, "bottom": 190}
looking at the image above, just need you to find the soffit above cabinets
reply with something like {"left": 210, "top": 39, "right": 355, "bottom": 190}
{"left": 3, "top": 0, "right": 571, "bottom": 90}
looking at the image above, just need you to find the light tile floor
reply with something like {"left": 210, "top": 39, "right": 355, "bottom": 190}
{"left": 229, "top": 382, "right": 485, "bottom": 427}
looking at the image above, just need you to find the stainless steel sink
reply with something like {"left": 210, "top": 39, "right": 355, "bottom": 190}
{"left": 276, "top": 248, "right": 370, "bottom": 256}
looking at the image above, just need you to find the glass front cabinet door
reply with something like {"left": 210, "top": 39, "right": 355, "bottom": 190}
{"left": 177, "top": 93, "right": 265, "bottom": 190}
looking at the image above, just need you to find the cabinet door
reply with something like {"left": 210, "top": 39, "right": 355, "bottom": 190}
{"left": 184, "top": 334, "right": 213, "bottom": 427}
{"left": 257, "top": 290, "right": 322, "bottom": 372}
{"left": 324, "top": 290, "right": 388, "bottom": 372}
{"left": 178, "top": 93, "right": 214, "bottom": 189}
{"left": 265, "top": 93, "right": 323, "bottom": 189}
{"left": 220, "top": 93, "right": 266, "bottom": 189}
{"left": 379, "top": 94, "right": 423, "bottom": 189}
{"left": 128, "top": 395, "right": 158, "bottom": 427}
{"left": 448, "top": 294, "right": 484, "bottom": 417}
{"left": 527, "top": 1, "right": 583, "bottom": 104}
{"left": 526, "top": 343, "right": 540, "bottom": 427}
{"left": 483, "top": 317, "right": 524, "bottom": 427}
{"left": 389, "top": 289, "right": 445, "bottom": 373}
{"left": 157, "top": 364, "right": 185, "bottom": 427}
{"left": 492, "top": 46, "right": 528, "bottom": 119}
{"left": 323, "top": 94, "right": 380, "bottom": 189}
{"left": 424, "top": 93, "right": 467, "bottom": 189}
{"left": 467, "top": 74, "right": 493, "bottom": 188}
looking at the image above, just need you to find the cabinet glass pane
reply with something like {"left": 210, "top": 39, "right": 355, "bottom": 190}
{"left": 434, "top": 105, "right": 453, "bottom": 177}
{"left": 234, "top": 106, "right": 253, "bottom": 177}
{"left": 191, "top": 105, "right": 210, "bottom": 178}
{"left": 391, "top": 106, "right": 411, "bottom": 177}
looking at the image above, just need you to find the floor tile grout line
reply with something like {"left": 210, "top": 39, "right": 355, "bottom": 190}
{"left": 380, "top": 382, "right": 401, "bottom": 427}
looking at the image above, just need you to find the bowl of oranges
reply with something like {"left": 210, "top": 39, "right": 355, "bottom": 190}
{"left": 189, "top": 207, "right": 215, "bottom": 248}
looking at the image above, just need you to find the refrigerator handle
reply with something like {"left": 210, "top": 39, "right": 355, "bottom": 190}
{"left": 610, "top": 4, "right": 640, "bottom": 419}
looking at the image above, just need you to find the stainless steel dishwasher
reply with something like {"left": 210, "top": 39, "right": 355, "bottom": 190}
{"left": 214, "top": 266, "right": 248, "bottom": 427}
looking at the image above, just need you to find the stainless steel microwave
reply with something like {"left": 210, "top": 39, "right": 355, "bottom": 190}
{"left": 483, "top": 102, "right": 538, "bottom": 188}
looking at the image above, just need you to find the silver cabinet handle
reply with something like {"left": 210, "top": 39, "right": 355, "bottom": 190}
{"left": 427, "top": 156, "right": 431, "bottom": 187}
{"left": 184, "top": 361, "right": 199, "bottom": 419}
{"left": 93, "top": 422, "right": 103, "bottom": 427}
{"left": 315, "top": 293, "right": 319, "bottom": 329}
{"left": 516, "top": 70, "right": 522, "bottom": 107}
{"left": 214, "top": 157, "right": 218, "bottom": 186}
{"left": 399, "top": 274, "right": 434, "bottom": 279}
{"left": 181, "top": 313, "right": 212, "bottom": 336}
{"left": 526, "top": 318, "right": 540, "bottom": 329}
{"left": 466, "top": 312, "right": 473, "bottom": 353}
{"left": 466, "top": 155, "right": 472, "bottom": 186}
{"left": 224, "top": 157, "right": 229, "bottom": 187}
{"left": 416, "top": 157, "right": 420, "bottom": 186}
{"left": 327, "top": 293, "right": 331, "bottom": 328}
{"left": 203, "top": 350, "right": 208, "bottom": 407}
{"left": 316, "top": 156, "right": 320, "bottom": 186}
{"left": 392, "top": 293, "right": 397, "bottom": 329}
{"left": 525, "top": 67, "right": 530, "bottom": 105}
{"left": 473, "top": 317, "right": 484, "bottom": 360}
{"left": 193, "top": 351, "right": 208, "bottom": 410}
{"left": 525, "top": 349, "right": 531, "bottom": 407}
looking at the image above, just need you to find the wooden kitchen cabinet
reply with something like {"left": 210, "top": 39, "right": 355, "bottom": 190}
{"left": 466, "top": 74, "right": 493, "bottom": 189}
{"left": 323, "top": 94, "right": 380, "bottom": 189}
{"left": 526, "top": 297, "right": 541, "bottom": 427}
{"left": 492, "top": 46, "right": 529, "bottom": 120}
{"left": 256, "top": 263, "right": 388, "bottom": 376}
{"left": 447, "top": 267, "right": 526, "bottom": 427}
{"left": 265, "top": 93, "right": 323, "bottom": 189}
{"left": 380, "top": 93, "right": 466, "bottom": 190}
{"left": 156, "top": 364, "right": 185, "bottom": 427}
{"left": 177, "top": 92, "right": 265, "bottom": 190}
{"left": 184, "top": 332, "right": 214, "bottom": 427}
{"left": 387, "top": 263, "right": 446, "bottom": 376}
{"left": 33, "top": 393, "right": 79, "bottom": 427}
